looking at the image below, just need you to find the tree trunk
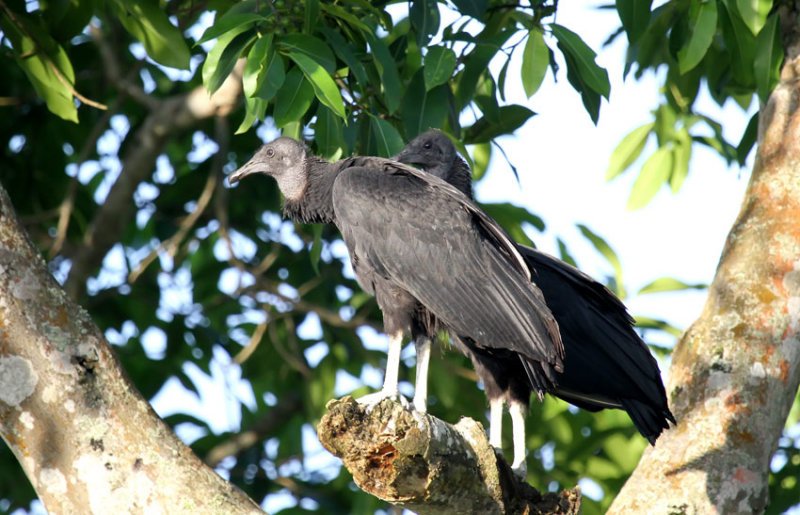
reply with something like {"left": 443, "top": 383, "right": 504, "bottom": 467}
{"left": 0, "top": 184, "right": 262, "bottom": 514}
{"left": 317, "top": 397, "right": 581, "bottom": 514}
{"left": 609, "top": 11, "right": 800, "bottom": 513}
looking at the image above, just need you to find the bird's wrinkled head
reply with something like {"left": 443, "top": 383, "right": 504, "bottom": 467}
{"left": 395, "top": 130, "right": 473, "bottom": 198}
{"left": 228, "top": 137, "right": 309, "bottom": 200}
{"left": 394, "top": 130, "right": 456, "bottom": 180}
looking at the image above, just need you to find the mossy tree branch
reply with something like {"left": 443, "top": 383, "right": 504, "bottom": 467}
{"left": 317, "top": 397, "right": 581, "bottom": 515}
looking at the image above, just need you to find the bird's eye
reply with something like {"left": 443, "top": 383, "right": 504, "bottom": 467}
{"left": 266, "top": 148, "right": 275, "bottom": 157}
{"left": 423, "top": 142, "right": 432, "bottom": 150}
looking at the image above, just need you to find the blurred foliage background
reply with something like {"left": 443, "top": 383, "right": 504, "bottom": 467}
{"left": 1, "top": 0, "right": 798, "bottom": 513}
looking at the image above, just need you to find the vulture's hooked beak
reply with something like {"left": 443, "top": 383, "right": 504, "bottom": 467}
{"left": 394, "top": 151, "right": 427, "bottom": 170}
{"left": 228, "top": 157, "right": 263, "bottom": 186}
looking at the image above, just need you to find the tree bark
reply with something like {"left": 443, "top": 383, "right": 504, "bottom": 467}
{"left": 317, "top": 397, "right": 581, "bottom": 514}
{"left": 609, "top": 10, "right": 800, "bottom": 513}
{"left": 0, "top": 184, "right": 262, "bottom": 513}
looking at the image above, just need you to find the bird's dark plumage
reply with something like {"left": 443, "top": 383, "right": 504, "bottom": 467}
{"left": 395, "top": 129, "right": 675, "bottom": 445}
{"left": 229, "top": 137, "right": 565, "bottom": 416}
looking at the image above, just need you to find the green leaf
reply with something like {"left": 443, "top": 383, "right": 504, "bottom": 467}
{"left": 452, "top": 0, "right": 488, "bottom": 18}
{"left": 235, "top": 95, "right": 268, "bottom": 134}
{"left": 464, "top": 105, "right": 535, "bottom": 144}
{"left": 254, "top": 51, "right": 285, "bottom": 101}
{"left": 577, "top": 224, "right": 625, "bottom": 299}
{"left": 677, "top": 1, "right": 717, "bottom": 74}
{"left": 314, "top": 105, "right": 346, "bottom": 160}
{"left": 455, "top": 29, "right": 515, "bottom": 109}
{"left": 551, "top": 24, "right": 610, "bottom": 98}
{"left": 472, "top": 142, "right": 491, "bottom": 182}
{"left": 403, "top": 71, "right": 449, "bottom": 138}
{"left": 670, "top": 127, "right": 692, "bottom": 193}
{"left": 626, "top": 146, "right": 672, "bottom": 210}
{"left": 557, "top": 238, "right": 577, "bottom": 267}
{"left": 277, "top": 34, "right": 336, "bottom": 73}
{"left": 243, "top": 34, "right": 273, "bottom": 99}
{"left": 364, "top": 33, "right": 402, "bottom": 114}
{"left": 368, "top": 115, "right": 404, "bottom": 157}
{"left": 616, "top": 0, "right": 652, "bottom": 44}
{"left": 736, "top": 0, "right": 772, "bottom": 35}
{"left": 474, "top": 75, "right": 500, "bottom": 123}
{"left": 285, "top": 51, "right": 346, "bottom": 120}
{"left": 410, "top": 0, "right": 440, "bottom": 47}
{"left": 638, "top": 277, "right": 707, "bottom": 294}
{"left": 202, "top": 29, "right": 256, "bottom": 94}
{"left": 718, "top": 0, "right": 757, "bottom": 87}
{"left": 736, "top": 112, "right": 758, "bottom": 166}
{"left": 1, "top": 16, "right": 78, "bottom": 122}
{"left": 480, "top": 202, "right": 544, "bottom": 246}
{"left": 321, "top": 28, "right": 368, "bottom": 86}
{"left": 562, "top": 48, "right": 603, "bottom": 124}
{"left": 196, "top": 13, "right": 266, "bottom": 45}
{"left": 606, "top": 123, "right": 653, "bottom": 180}
{"left": 424, "top": 46, "right": 457, "bottom": 91}
{"left": 634, "top": 316, "right": 683, "bottom": 338}
{"left": 273, "top": 68, "right": 315, "bottom": 127}
{"left": 318, "top": 3, "right": 373, "bottom": 36}
{"left": 653, "top": 103, "right": 676, "bottom": 145}
{"left": 521, "top": 27, "right": 549, "bottom": 98}
{"left": 281, "top": 120, "right": 302, "bottom": 139}
{"left": 754, "top": 13, "right": 782, "bottom": 102}
{"left": 304, "top": 0, "right": 320, "bottom": 33}
{"left": 109, "top": 0, "right": 191, "bottom": 70}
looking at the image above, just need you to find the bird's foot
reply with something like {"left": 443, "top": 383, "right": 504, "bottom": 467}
{"left": 356, "top": 389, "right": 411, "bottom": 413}
{"left": 511, "top": 458, "right": 527, "bottom": 480}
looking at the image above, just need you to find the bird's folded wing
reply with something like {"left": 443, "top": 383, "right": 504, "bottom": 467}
{"left": 332, "top": 161, "right": 563, "bottom": 367}
{"left": 520, "top": 246, "right": 667, "bottom": 405}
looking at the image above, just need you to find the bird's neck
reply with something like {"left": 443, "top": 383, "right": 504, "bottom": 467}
{"left": 283, "top": 157, "right": 339, "bottom": 224}
{"left": 451, "top": 156, "right": 474, "bottom": 200}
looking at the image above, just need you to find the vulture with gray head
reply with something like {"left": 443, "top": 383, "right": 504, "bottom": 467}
{"left": 395, "top": 129, "right": 675, "bottom": 472}
{"left": 228, "top": 138, "right": 564, "bottom": 457}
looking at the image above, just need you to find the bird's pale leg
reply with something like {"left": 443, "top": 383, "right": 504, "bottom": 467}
{"left": 489, "top": 398, "right": 504, "bottom": 450}
{"left": 412, "top": 338, "right": 431, "bottom": 413}
{"left": 382, "top": 330, "right": 402, "bottom": 395}
{"left": 509, "top": 402, "right": 527, "bottom": 478}
{"left": 357, "top": 331, "right": 410, "bottom": 410}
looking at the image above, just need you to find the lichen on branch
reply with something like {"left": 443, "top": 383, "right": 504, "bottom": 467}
{"left": 317, "top": 396, "right": 580, "bottom": 515}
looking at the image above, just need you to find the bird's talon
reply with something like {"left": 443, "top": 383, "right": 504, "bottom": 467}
{"left": 511, "top": 461, "right": 527, "bottom": 480}
{"left": 356, "top": 391, "right": 411, "bottom": 413}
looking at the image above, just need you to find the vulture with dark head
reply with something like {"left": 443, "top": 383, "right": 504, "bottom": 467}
{"left": 228, "top": 138, "right": 564, "bottom": 472}
{"left": 395, "top": 129, "right": 675, "bottom": 468}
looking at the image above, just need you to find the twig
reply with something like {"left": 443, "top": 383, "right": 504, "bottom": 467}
{"left": 128, "top": 169, "right": 218, "bottom": 283}
{"left": 267, "top": 315, "right": 312, "bottom": 378}
{"left": 204, "top": 391, "right": 303, "bottom": 467}
{"left": 0, "top": 0, "right": 107, "bottom": 110}
{"left": 90, "top": 24, "right": 157, "bottom": 109}
{"left": 50, "top": 95, "right": 125, "bottom": 258}
{"left": 234, "top": 318, "right": 268, "bottom": 365}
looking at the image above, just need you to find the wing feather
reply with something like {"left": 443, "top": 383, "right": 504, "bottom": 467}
{"left": 332, "top": 161, "right": 563, "bottom": 369}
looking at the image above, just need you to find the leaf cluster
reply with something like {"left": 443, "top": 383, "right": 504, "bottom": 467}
{"left": 608, "top": 0, "right": 781, "bottom": 210}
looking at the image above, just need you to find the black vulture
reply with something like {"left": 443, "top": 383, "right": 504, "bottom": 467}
{"left": 395, "top": 129, "right": 675, "bottom": 466}
{"left": 228, "top": 138, "right": 564, "bottom": 442}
